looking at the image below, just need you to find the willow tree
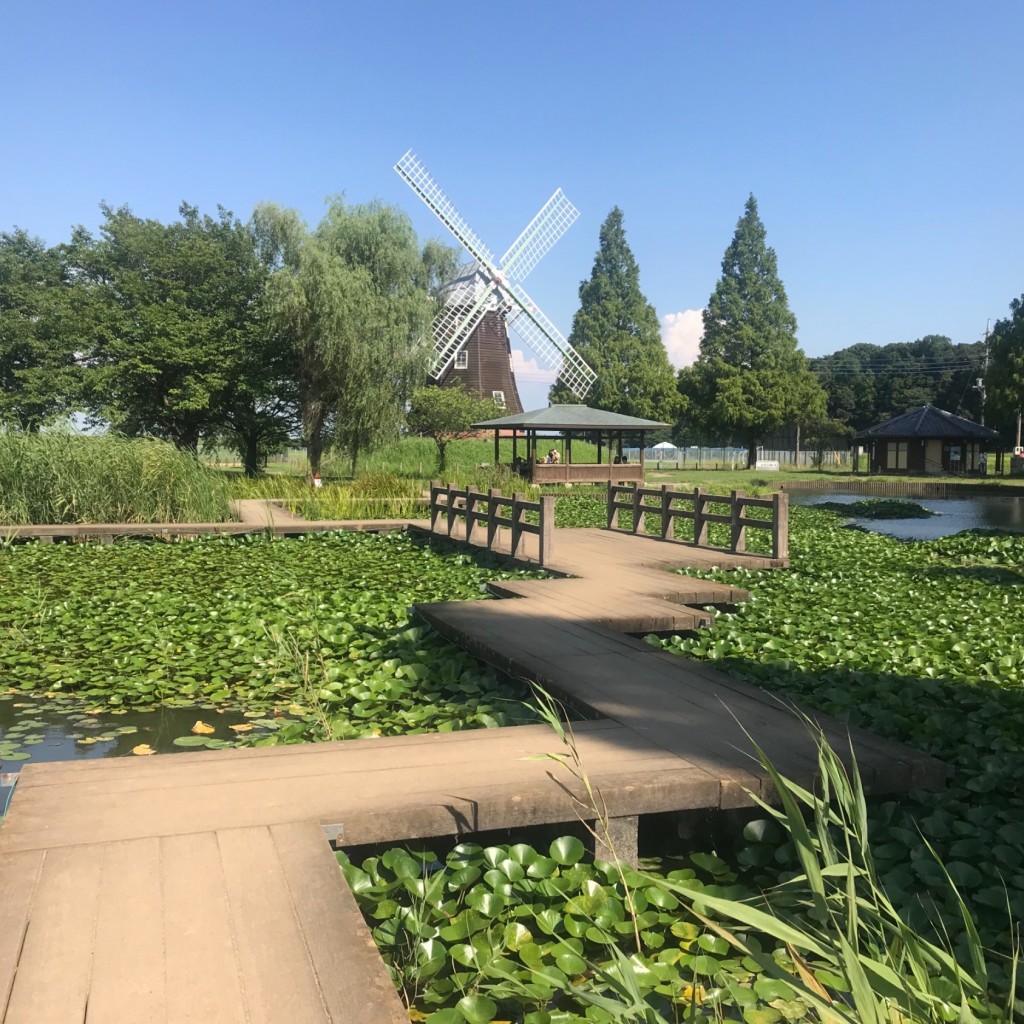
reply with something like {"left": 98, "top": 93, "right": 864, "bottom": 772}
{"left": 678, "top": 195, "right": 825, "bottom": 466}
{"left": 254, "top": 199, "right": 456, "bottom": 474}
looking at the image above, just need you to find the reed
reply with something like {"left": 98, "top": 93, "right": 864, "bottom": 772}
{"left": 0, "top": 432, "right": 233, "bottom": 524}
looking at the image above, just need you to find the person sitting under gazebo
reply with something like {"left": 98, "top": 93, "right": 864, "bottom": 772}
{"left": 546, "top": 449, "right": 560, "bottom": 464}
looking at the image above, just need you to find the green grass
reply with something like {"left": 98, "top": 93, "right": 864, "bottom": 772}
{"left": 0, "top": 432, "right": 233, "bottom": 525}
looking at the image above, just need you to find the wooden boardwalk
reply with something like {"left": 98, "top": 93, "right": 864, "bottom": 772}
{"left": 0, "top": 518, "right": 947, "bottom": 1022}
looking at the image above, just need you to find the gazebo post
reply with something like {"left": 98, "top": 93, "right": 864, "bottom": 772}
{"left": 493, "top": 430, "right": 500, "bottom": 466}
{"left": 512, "top": 430, "right": 518, "bottom": 466}
{"left": 639, "top": 432, "right": 646, "bottom": 472}
{"left": 597, "top": 433, "right": 602, "bottom": 465}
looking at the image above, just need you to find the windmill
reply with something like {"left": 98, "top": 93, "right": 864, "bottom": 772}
{"left": 395, "top": 150, "right": 596, "bottom": 412}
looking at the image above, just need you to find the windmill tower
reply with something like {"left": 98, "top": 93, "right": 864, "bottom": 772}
{"left": 395, "top": 150, "right": 596, "bottom": 412}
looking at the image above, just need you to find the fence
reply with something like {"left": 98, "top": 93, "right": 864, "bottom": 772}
{"left": 429, "top": 482, "right": 554, "bottom": 565}
{"left": 623, "top": 448, "right": 852, "bottom": 470}
{"left": 607, "top": 483, "right": 789, "bottom": 562}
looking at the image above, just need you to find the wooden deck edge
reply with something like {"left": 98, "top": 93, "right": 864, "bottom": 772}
{"left": 270, "top": 821, "right": 408, "bottom": 1023}
{"left": 3, "top": 520, "right": 415, "bottom": 542}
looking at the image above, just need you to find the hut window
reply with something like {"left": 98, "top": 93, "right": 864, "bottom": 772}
{"left": 492, "top": 390, "right": 506, "bottom": 408}
{"left": 455, "top": 350, "right": 469, "bottom": 369}
{"left": 886, "top": 441, "right": 908, "bottom": 470}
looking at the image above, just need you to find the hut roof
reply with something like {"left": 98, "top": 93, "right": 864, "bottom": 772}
{"left": 472, "top": 404, "right": 669, "bottom": 431}
{"left": 853, "top": 405, "right": 1000, "bottom": 442}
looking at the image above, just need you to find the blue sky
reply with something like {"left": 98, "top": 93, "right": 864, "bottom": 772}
{"left": 3, "top": 0, "right": 1022, "bottom": 409}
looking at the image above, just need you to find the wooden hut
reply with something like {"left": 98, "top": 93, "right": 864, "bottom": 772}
{"left": 473, "top": 405, "right": 669, "bottom": 485}
{"left": 854, "top": 405, "right": 1002, "bottom": 475}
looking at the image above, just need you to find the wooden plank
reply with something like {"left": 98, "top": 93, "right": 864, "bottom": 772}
{"left": 163, "top": 831, "right": 248, "bottom": 1024}
{"left": 4, "top": 722, "right": 643, "bottom": 795}
{"left": 87, "top": 837, "right": 166, "bottom": 1023}
{"left": 217, "top": 826, "right": 331, "bottom": 1024}
{"left": 331, "top": 764, "right": 724, "bottom": 846}
{"left": 270, "top": 821, "right": 408, "bottom": 1023}
{"left": 0, "top": 726, "right": 690, "bottom": 851}
{"left": 0, "top": 850, "right": 44, "bottom": 1020}
{"left": 4, "top": 845, "right": 102, "bottom": 1024}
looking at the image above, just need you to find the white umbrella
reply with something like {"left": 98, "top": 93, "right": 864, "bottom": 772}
{"left": 652, "top": 441, "right": 677, "bottom": 450}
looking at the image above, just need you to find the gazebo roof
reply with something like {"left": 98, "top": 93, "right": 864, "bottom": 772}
{"left": 473, "top": 404, "right": 669, "bottom": 431}
{"left": 853, "top": 404, "right": 1000, "bottom": 442}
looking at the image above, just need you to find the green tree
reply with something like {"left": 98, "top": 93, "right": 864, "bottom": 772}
{"left": 406, "top": 383, "right": 500, "bottom": 473}
{"left": 255, "top": 199, "right": 455, "bottom": 475}
{"left": 550, "top": 208, "right": 678, "bottom": 422}
{"left": 985, "top": 293, "right": 1024, "bottom": 439}
{"left": 678, "top": 195, "right": 825, "bottom": 466}
{"left": 0, "top": 230, "right": 81, "bottom": 429}
{"left": 811, "top": 336, "right": 984, "bottom": 432}
{"left": 72, "top": 203, "right": 268, "bottom": 454}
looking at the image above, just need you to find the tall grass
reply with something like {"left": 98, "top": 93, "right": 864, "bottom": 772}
{"left": 538, "top": 697, "right": 1020, "bottom": 1022}
{"left": 0, "top": 433, "right": 233, "bottom": 524}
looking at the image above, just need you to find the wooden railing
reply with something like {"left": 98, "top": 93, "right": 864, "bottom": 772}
{"left": 429, "top": 482, "right": 554, "bottom": 565}
{"left": 607, "top": 484, "right": 788, "bottom": 562}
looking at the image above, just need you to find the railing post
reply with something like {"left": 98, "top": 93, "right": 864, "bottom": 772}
{"left": 660, "top": 485, "right": 671, "bottom": 540}
{"left": 512, "top": 492, "right": 525, "bottom": 558}
{"left": 606, "top": 485, "right": 616, "bottom": 530}
{"left": 631, "top": 482, "right": 642, "bottom": 534}
{"left": 487, "top": 488, "right": 500, "bottom": 549}
{"left": 446, "top": 484, "right": 457, "bottom": 536}
{"left": 731, "top": 490, "right": 746, "bottom": 553}
{"left": 465, "top": 483, "right": 476, "bottom": 544}
{"left": 430, "top": 480, "right": 442, "bottom": 532}
{"left": 773, "top": 491, "right": 789, "bottom": 561}
{"left": 693, "top": 488, "right": 708, "bottom": 547}
{"left": 539, "top": 494, "right": 554, "bottom": 565}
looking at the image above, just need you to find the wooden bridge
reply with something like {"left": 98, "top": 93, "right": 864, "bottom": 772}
{"left": 0, "top": 513, "right": 946, "bottom": 1022}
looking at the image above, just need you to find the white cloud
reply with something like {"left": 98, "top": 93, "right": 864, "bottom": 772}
{"left": 661, "top": 309, "right": 704, "bottom": 369}
{"left": 510, "top": 348, "right": 559, "bottom": 382}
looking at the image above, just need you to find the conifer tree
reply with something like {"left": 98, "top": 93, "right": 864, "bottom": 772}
{"left": 678, "top": 195, "right": 825, "bottom": 466}
{"left": 550, "top": 208, "right": 678, "bottom": 423}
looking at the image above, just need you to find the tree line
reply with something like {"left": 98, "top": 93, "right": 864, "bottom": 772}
{"left": 0, "top": 200, "right": 458, "bottom": 475}
{"left": 4, "top": 193, "right": 1022, "bottom": 474}
{"left": 554, "top": 197, "right": 1023, "bottom": 460}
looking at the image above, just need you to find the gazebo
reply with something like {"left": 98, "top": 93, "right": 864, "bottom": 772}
{"left": 472, "top": 405, "right": 670, "bottom": 485}
{"left": 853, "top": 405, "right": 1003, "bottom": 475}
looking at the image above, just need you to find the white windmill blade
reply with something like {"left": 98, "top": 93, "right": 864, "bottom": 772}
{"left": 395, "top": 150, "right": 497, "bottom": 272}
{"left": 506, "top": 284, "right": 597, "bottom": 399}
{"left": 500, "top": 189, "right": 579, "bottom": 283}
{"left": 429, "top": 282, "right": 499, "bottom": 378}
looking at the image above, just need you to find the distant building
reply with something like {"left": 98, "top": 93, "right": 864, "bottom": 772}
{"left": 853, "top": 405, "right": 1001, "bottom": 475}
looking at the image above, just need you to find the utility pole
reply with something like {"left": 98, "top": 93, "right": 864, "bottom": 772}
{"left": 974, "top": 320, "right": 991, "bottom": 425}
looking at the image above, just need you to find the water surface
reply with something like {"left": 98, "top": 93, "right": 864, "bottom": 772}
{"left": 793, "top": 493, "right": 1024, "bottom": 540}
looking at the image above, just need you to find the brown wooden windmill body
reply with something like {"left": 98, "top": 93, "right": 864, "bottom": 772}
{"left": 435, "top": 312, "right": 524, "bottom": 415}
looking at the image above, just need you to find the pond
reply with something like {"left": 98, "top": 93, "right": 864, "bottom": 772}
{"left": 792, "top": 492, "right": 1024, "bottom": 539}
{"left": 0, "top": 691, "right": 292, "bottom": 808}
